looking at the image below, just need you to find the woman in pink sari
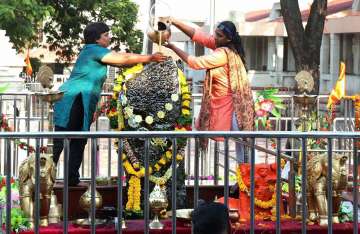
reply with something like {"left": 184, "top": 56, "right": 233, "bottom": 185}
{"left": 166, "top": 19, "right": 254, "bottom": 162}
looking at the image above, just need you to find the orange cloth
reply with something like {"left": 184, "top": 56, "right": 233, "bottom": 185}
{"left": 190, "top": 29, "right": 233, "bottom": 132}
{"left": 327, "top": 62, "right": 346, "bottom": 109}
{"left": 25, "top": 49, "right": 32, "bottom": 76}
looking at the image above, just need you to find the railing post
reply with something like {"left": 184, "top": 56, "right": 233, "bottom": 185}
{"left": 186, "top": 138, "right": 191, "bottom": 185}
{"left": 63, "top": 138, "right": 70, "bottom": 234}
{"left": 194, "top": 138, "right": 200, "bottom": 208}
{"left": 250, "top": 138, "right": 255, "bottom": 234}
{"left": 91, "top": 138, "right": 97, "bottom": 234}
{"left": 301, "top": 138, "right": 307, "bottom": 234}
{"left": 224, "top": 137, "right": 229, "bottom": 206}
{"left": 117, "top": 139, "right": 124, "bottom": 234}
{"left": 353, "top": 138, "right": 358, "bottom": 234}
{"left": 276, "top": 138, "right": 281, "bottom": 234}
{"left": 34, "top": 139, "right": 40, "bottom": 234}
{"left": 327, "top": 138, "right": 333, "bottom": 234}
{"left": 5, "top": 139, "right": 11, "bottom": 234}
{"left": 171, "top": 138, "right": 177, "bottom": 234}
{"left": 214, "top": 141, "right": 219, "bottom": 186}
{"left": 144, "top": 139, "right": 150, "bottom": 234}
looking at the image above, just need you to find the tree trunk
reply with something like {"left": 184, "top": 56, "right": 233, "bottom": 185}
{"left": 280, "top": 0, "right": 327, "bottom": 95}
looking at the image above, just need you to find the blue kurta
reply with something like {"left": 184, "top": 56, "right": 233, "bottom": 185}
{"left": 54, "top": 44, "right": 110, "bottom": 131}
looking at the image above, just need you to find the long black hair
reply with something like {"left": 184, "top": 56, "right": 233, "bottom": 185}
{"left": 217, "top": 21, "right": 247, "bottom": 70}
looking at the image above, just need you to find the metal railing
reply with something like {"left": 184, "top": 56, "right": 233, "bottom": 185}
{"left": 1, "top": 131, "right": 360, "bottom": 234}
{"left": 0, "top": 92, "right": 357, "bottom": 182}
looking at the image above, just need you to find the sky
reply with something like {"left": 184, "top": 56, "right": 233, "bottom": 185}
{"left": 133, "top": 0, "right": 311, "bottom": 31}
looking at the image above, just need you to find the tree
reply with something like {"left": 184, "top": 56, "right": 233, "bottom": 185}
{"left": 0, "top": 0, "right": 52, "bottom": 51}
{"left": 0, "top": 0, "right": 143, "bottom": 64}
{"left": 280, "top": 0, "right": 327, "bottom": 94}
{"left": 42, "top": 0, "right": 143, "bottom": 64}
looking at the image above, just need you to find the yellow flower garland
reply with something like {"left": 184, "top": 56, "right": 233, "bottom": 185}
{"left": 115, "top": 64, "right": 191, "bottom": 214}
{"left": 236, "top": 167, "right": 276, "bottom": 209}
{"left": 123, "top": 149, "right": 184, "bottom": 213}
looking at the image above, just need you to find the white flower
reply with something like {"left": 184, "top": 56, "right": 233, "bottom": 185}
{"left": 135, "top": 115, "right": 143, "bottom": 123}
{"left": 145, "top": 116, "right": 154, "bottom": 125}
{"left": 165, "top": 103, "right": 173, "bottom": 111}
{"left": 171, "top": 94, "right": 179, "bottom": 102}
{"left": 157, "top": 111, "right": 165, "bottom": 119}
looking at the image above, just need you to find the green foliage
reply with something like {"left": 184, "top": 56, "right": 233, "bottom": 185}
{"left": 282, "top": 175, "right": 301, "bottom": 193}
{"left": 0, "top": 0, "right": 52, "bottom": 51}
{"left": 0, "top": 0, "right": 143, "bottom": 64}
{"left": 43, "top": 0, "right": 143, "bottom": 64}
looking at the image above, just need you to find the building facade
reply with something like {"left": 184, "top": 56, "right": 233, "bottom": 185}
{"left": 172, "top": 0, "right": 360, "bottom": 96}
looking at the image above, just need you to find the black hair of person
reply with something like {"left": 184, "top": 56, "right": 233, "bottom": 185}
{"left": 192, "top": 202, "right": 229, "bottom": 234}
{"left": 83, "top": 22, "right": 110, "bottom": 44}
{"left": 217, "top": 21, "right": 247, "bottom": 71}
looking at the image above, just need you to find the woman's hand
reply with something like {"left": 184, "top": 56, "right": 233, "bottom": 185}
{"left": 163, "top": 42, "right": 174, "bottom": 49}
{"left": 150, "top": 52, "right": 167, "bottom": 62}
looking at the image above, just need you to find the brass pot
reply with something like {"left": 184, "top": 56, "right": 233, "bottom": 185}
{"left": 79, "top": 184, "right": 103, "bottom": 213}
{"left": 147, "top": 18, "right": 171, "bottom": 44}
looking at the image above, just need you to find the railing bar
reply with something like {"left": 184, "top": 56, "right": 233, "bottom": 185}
{"left": 231, "top": 138, "right": 293, "bottom": 161}
{"left": 172, "top": 138, "right": 177, "bottom": 234}
{"left": 63, "top": 138, "right": 70, "bottom": 234}
{"left": 12, "top": 99, "right": 17, "bottom": 175}
{"left": 327, "top": 138, "right": 333, "bottom": 234}
{"left": 2, "top": 131, "right": 360, "bottom": 139}
{"left": 144, "top": 139, "right": 150, "bottom": 234}
{"left": 108, "top": 137, "right": 112, "bottom": 177}
{"left": 91, "top": 138, "right": 96, "bottom": 234}
{"left": 214, "top": 142, "right": 219, "bottom": 185}
{"left": 194, "top": 138, "right": 200, "bottom": 208}
{"left": 40, "top": 98, "right": 44, "bottom": 146}
{"left": 5, "top": 139, "right": 11, "bottom": 234}
{"left": 34, "top": 138, "right": 40, "bottom": 234}
{"left": 26, "top": 95, "right": 31, "bottom": 157}
{"left": 353, "top": 138, "right": 359, "bottom": 234}
{"left": 301, "top": 138, "right": 307, "bottom": 234}
{"left": 276, "top": 138, "right": 281, "bottom": 234}
{"left": 250, "top": 138, "right": 255, "bottom": 234}
{"left": 117, "top": 138, "right": 124, "bottom": 234}
{"left": 186, "top": 138, "right": 191, "bottom": 184}
{"left": 224, "top": 137, "right": 229, "bottom": 206}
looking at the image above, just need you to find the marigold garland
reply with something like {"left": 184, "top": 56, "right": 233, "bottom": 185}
{"left": 122, "top": 148, "right": 184, "bottom": 213}
{"left": 126, "top": 176, "right": 141, "bottom": 212}
{"left": 108, "top": 63, "right": 191, "bottom": 214}
{"left": 236, "top": 167, "right": 276, "bottom": 209}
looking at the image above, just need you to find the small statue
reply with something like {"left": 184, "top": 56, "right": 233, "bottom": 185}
{"left": 19, "top": 153, "right": 57, "bottom": 227}
{"left": 307, "top": 153, "right": 348, "bottom": 226}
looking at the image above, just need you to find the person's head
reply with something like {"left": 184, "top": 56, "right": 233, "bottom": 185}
{"left": 215, "top": 21, "right": 247, "bottom": 68}
{"left": 83, "top": 22, "right": 110, "bottom": 47}
{"left": 192, "top": 202, "right": 230, "bottom": 234}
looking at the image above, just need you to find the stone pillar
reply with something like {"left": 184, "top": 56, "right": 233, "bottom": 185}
{"left": 275, "top": 37, "right": 284, "bottom": 72}
{"left": 353, "top": 34, "right": 360, "bottom": 75}
{"left": 267, "top": 37, "right": 276, "bottom": 71}
{"left": 330, "top": 33, "right": 340, "bottom": 84}
{"left": 320, "top": 34, "right": 330, "bottom": 74}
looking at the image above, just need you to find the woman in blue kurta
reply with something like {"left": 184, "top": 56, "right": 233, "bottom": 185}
{"left": 53, "top": 22, "right": 166, "bottom": 186}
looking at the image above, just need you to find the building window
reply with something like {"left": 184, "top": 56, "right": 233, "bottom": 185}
{"left": 340, "top": 34, "right": 354, "bottom": 75}
{"left": 283, "top": 38, "right": 296, "bottom": 72}
{"left": 244, "top": 36, "right": 268, "bottom": 71}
